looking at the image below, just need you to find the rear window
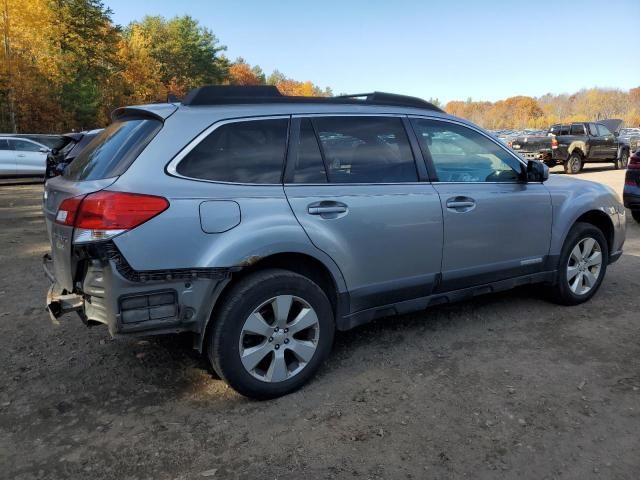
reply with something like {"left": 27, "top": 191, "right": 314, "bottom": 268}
{"left": 64, "top": 118, "right": 161, "bottom": 181}
{"left": 176, "top": 118, "right": 289, "bottom": 183}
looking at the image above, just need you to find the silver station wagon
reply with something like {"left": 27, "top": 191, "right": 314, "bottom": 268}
{"left": 43, "top": 86, "right": 626, "bottom": 399}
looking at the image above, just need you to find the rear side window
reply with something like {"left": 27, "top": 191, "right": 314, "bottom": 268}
{"left": 65, "top": 118, "right": 161, "bottom": 181}
{"left": 177, "top": 118, "right": 289, "bottom": 183}
{"left": 570, "top": 124, "right": 586, "bottom": 135}
{"left": 310, "top": 116, "right": 417, "bottom": 183}
{"left": 11, "top": 140, "right": 42, "bottom": 152}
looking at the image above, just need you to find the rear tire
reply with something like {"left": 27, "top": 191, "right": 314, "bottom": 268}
{"left": 632, "top": 210, "right": 640, "bottom": 223}
{"left": 548, "top": 222, "right": 608, "bottom": 306}
{"left": 564, "top": 152, "right": 583, "bottom": 174}
{"left": 207, "top": 269, "right": 335, "bottom": 399}
{"left": 615, "top": 150, "right": 629, "bottom": 170}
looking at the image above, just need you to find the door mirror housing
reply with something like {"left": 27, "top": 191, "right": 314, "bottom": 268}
{"left": 526, "top": 160, "right": 549, "bottom": 182}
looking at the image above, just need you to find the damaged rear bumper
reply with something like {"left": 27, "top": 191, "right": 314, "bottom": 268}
{"left": 44, "top": 253, "right": 84, "bottom": 323}
{"left": 43, "top": 245, "right": 234, "bottom": 338}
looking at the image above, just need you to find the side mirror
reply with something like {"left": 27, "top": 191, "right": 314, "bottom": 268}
{"left": 527, "top": 160, "right": 549, "bottom": 182}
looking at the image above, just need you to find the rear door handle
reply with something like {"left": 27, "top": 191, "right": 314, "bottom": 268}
{"left": 307, "top": 201, "right": 348, "bottom": 215}
{"left": 446, "top": 197, "right": 476, "bottom": 212}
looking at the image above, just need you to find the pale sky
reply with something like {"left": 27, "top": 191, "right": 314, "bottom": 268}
{"left": 105, "top": 0, "right": 640, "bottom": 102}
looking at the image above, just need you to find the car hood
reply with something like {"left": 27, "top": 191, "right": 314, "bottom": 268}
{"left": 597, "top": 119, "right": 623, "bottom": 133}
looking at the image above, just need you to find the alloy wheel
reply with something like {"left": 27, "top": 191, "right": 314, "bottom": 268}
{"left": 566, "top": 237, "right": 603, "bottom": 295}
{"left": 238, "top": 295, "right": 320, "bottom": 382}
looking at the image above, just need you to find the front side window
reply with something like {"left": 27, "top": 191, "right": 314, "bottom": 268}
{"left": 310, "top": 116, "right": 417, "bottom": 183}
{"left": 597, "top": 124, "right": 612, "bottom": 137}
{"left": 570, "top": 124, "right": 586, "bottom": 135}
{"left": 177, "top": 118, "right": 289, "bottom": 183}
{"left": 11, "top": 140, "right": 41, "bottom": 152}
{"left": 411, "top": 118, "right": 523, "bottom": 183}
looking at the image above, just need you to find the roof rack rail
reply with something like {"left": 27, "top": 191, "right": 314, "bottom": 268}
{"left": 335, "top": 92, "right": 443, "bottom": 111}
{"left": 181, "top": 85, "right": 444, "bottom": 112}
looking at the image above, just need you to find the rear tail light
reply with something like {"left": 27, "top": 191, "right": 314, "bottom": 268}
{"left": 628, "top": 153, "right": 640, "bottom": 170}
{"left": 55, "top": 191, "right": 169, "bottom": 243}
{"left": 551, "top": 136, "right": 558, "bottom": 149}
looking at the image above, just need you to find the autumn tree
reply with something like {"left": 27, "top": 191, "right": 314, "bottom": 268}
{"left": 129, "top": 15, "right": 228, "bottom": 97}
{"left": 227, "top": 58, "right": 263, "bottom": 85}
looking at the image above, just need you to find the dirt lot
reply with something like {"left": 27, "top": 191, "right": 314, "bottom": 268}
{"left": 1, "top": 166, "right": 639, "bottom": 480}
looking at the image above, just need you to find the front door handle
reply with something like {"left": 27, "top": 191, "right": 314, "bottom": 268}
{"left": 308, "top": 201, "right": 348, "bottom": 216}
{"left": 17, "top": 154, "right": 26, "bottom": 158}
{"left": 446, "top": 196, "right": 476, "bottom": 212}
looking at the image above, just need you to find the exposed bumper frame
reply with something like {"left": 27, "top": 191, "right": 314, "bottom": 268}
{"left": 44, "top": 254, "right": 84, "bottom": 322}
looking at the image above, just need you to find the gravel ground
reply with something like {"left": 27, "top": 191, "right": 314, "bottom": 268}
{"left": 1, "top": 166, "right": 639, "bottom": 480}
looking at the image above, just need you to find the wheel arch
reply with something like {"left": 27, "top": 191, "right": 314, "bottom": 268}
{"left": 557, "top": 208, "right": 615, "bottom": 260}
{"left": 196, "top": 251, "right": 348, "bottom": 353}
{"left": 572, "top": 210, "right": 614, "bottom": 253}
{"left": 567, "top": 141, "right": 587, "bottom": 157}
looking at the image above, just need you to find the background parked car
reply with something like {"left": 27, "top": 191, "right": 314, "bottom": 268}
{"left": 508, "top": 120, "right": 630, "bottom": 174}
{"left": 1, "top": 133, "right": 64, "bottom": 149}
{"left": 0, "top": 136, "right": 50, "bottom": 177}
{"left": 623, "top": 148, "right": 640, "bottom": 223}
{"left": 45, "top": 129, "right": 102, "bottom": 178}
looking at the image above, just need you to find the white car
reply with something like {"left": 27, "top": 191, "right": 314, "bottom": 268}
{"left": 0, "top": 136, "right": 50, "bottom": 177}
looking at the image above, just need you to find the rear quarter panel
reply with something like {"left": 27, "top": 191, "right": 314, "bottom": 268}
{"left": 109, "top": 107, "right": 347, "bottom": 292}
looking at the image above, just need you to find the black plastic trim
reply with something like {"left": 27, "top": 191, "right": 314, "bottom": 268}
{"left": 182, "top": 86, "right": 444, "bottom": 112}
{"left": 88, "top": 242, "right": 237, "bottom": 283}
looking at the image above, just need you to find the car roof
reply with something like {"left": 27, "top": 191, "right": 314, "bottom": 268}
{"left": 113, "top": 86, "right": 456, "bottom": 124}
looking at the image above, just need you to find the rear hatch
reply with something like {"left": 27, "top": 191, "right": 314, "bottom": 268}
{"left": 43, "top": 112, "right": 167, "bottom": 291}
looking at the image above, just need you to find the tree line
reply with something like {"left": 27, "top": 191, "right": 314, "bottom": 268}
{"left": 2, "top": 1, "right": 638, "bottom": 134}
{"left": 0, "top": 0, "right": 331, "bottom": 133}
{"left": 443, "top": 87, "right": 640, "bottom": 131}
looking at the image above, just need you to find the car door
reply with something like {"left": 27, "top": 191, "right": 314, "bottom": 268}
{"left": 585, "top": 123, "right": 604, "bottom": 159}
{"left": 10, "top": 139, "right": 46, "bottom": 175}
{"left": 284, "top": 115, "right": 443, "bottom": 313}
{"left": 596, "top": 124, "right": 618, "bottom": 160}
{"left": 409, "top": 117, "right": 552, "bottom": 291}
{"left": 0, "top": 139, "right": 16, "bottom": 175}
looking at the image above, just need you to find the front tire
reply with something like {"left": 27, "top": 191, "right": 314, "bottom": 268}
{"left": 564, "top": 152, "right": 583, "bottom": 175}
{"left": 549, "top": 222, "right": 608, "bottom": 306}
{"left": 615, "top": 150, "right": 629, "bottom": 170}
{"left": 208, "top": 269, "right": 335, "bottom": 399}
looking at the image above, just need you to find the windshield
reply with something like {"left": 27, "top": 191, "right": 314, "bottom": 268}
{"left": 64, "top": 118, "right": 161, "bottom": 181}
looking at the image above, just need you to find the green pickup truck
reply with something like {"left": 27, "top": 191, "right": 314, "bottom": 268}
{"left": 509, "top": 119, "right": 637, "bottom": 174}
